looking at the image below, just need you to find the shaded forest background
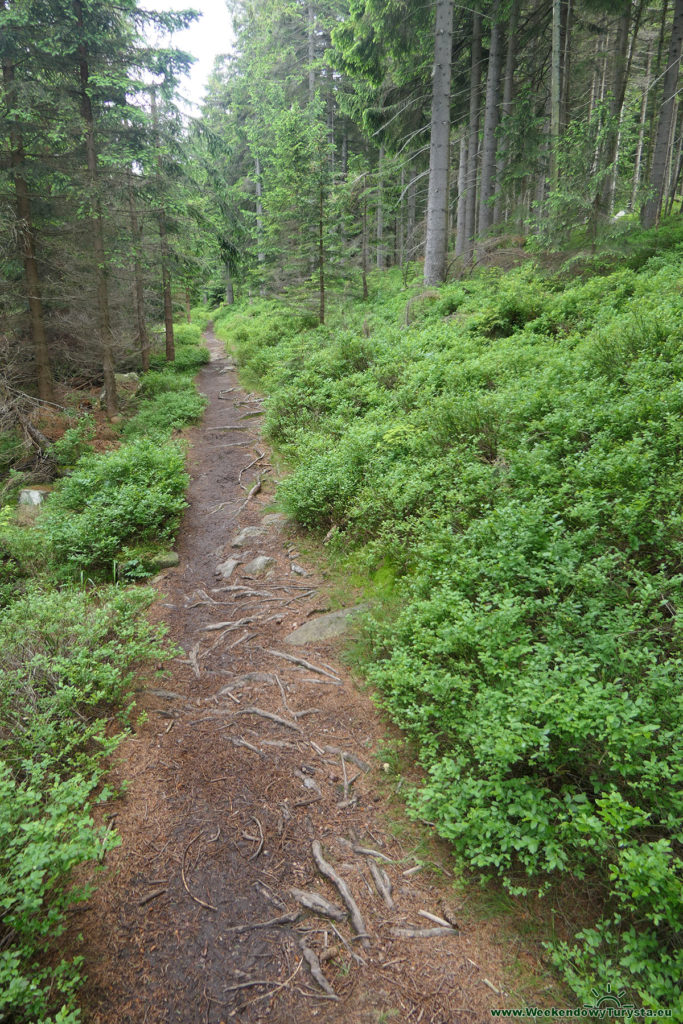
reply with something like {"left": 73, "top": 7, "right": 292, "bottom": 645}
{"left": 2, "top": 0, "right": 682, "bottom": 433}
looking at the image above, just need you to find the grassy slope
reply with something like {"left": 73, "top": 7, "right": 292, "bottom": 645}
{"left": 0, "top": 319, "right": 209, "bottom": 1023}
{"left": 214, "top": 225, "right": 683, "bottom": 1011}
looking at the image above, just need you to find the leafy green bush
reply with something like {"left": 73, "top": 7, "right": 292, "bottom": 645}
{"left": 41, "top": 438, "right": 188, "bottom": 577}
{"left": 222, "top": 229, "right": 683, "bottom": 1008}
{"left": 0, "top": 583, "right": 172, "bottom": 1022}
{"left": 123, "top": 389, "right": 207, "bottom": 437}
{"left": 47, "top": 416, "right": 96, "bottom": 466}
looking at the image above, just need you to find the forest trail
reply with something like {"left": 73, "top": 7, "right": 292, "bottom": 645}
{"left": 74, "top": 330, "right": 521, "bottom": 1024}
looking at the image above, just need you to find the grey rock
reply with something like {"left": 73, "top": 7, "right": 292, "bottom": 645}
{"left": 262, "top": 513, "right": 287, "bottom": 528}
{"left": 150, "top": 551, "right": 180, "bottom": 569}
{"left": 291, "top": 562, "right": 309, "bottom": 576}
{"left": 215, "top": 557, "right": 239, "bottom": 579}
{"left": 231, "top": 526, "right": 265, "bottom": 548}
{"left": 149, "top": 689, "right": 184, "bottom": 700}
{"left": 284, "top": 604, "right": 370, "bottom": 646}
{"left": 242, "top": 555, "right": 275, "bottom": 577}
{"left": 18, "top": 488, "right": 48, "bottom": 506}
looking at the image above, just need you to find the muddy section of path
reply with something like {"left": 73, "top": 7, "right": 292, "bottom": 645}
{"left": 75, "top": 330, "right": 522, "bottom": 1024}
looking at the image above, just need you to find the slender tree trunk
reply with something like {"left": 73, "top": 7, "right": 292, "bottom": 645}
{"left": 645, "top": 0, "right": 671, "bottom": 179}
{"left": 630, "top": 47, "right": 652, "bottom": 210}
{"left": 464, "top": 9, "right": 482, "bottom": 257}
{"left": 308, "top": 2, "right": 315, "bottom": 101}
{"left": 225, "top": 262, "right": 235, "bottom": 305}
{"left": 185, "top": 288, "right": 191, "bottom": 322}
{"left": 127, "top": 174, "right": 150, "bottom": 371}
{"left": 318, "top": 187, "right": 325, "bottom": 324}
{"left": 150, "top": 89, "right": 174, "bottom": 362}
{"left": 398, "top": 167, "right": 405, "bottom": 264}
{"left": 75, "top": 0, "right": 116, "bottom": 416}
{"left": 641, "top": 0, "right": 683, "bottom": 228}
{"left": 560, "top": 0, "right": 572, "bottom": 129}
{"left": 423, "top": 0, "right": 455, "bottom": 283}
{"left": 549, "top": 0, "right": 562, "bottom": 189}
{"left": 341, "top": 123, "right": 348, "bottom": 178}
{"left": 2, "top": 58, "right": 54, "bottom": 402}
{"left": 254, "top": 155, "right": 265, "bottom": 286}
{"left": 493, "top": 0, "right": 519, "bottom": 225}
{"left": 596, "top": 6, "right": 632, "bottom": 217}
{"left": 478, "top": 2, "right": 503, "bottom": 236}
{"left": 361, "top": 191, "right": 369, "bottom": 300}
{"left": 665, "top": 107, "right": 683, "bottom": 214}
{"left": 376, "top": 145, "right": 385, "bottom": 269}
{"left": 455, "top": 134, "right": 468, "bottom": 255}
{"left": 407, "top": 169, "right": 417, "bottom": 258}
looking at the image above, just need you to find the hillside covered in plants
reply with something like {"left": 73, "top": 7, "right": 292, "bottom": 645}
{"left": 214, "top": 225, "right": 683, "bottom": 1010}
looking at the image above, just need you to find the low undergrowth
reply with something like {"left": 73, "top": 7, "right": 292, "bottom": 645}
{"left": 214, "top": 221, "right": 683, "bottom": 1012}
{"left": 0, "top": 315, "right": 205, "bottom": 1021}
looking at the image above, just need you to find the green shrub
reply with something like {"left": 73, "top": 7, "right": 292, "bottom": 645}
{"left": 41, "top": 438, "right": 188, "bottom": 577}
{"left": 47, "top": 417, "right": 96, "bottom": 467}
{"left": 123, "top": 389, "right": 207, "bottom": 437}
{"left": 0, "top": 583, "right": 172, "bottom": 1022}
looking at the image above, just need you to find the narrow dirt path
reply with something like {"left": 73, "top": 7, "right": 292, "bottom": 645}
{"left": 76, "top": 331, "right": 519, "bottom": 1024}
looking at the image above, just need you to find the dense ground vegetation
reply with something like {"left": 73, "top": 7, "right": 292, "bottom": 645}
{"left": 0, "top": 322, "right": 207, "bottom": 1023}
{"left": 214, "top": 221, "right": 683, "bottom": 1011}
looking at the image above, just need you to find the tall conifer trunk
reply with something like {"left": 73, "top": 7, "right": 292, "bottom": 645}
{"left": 151, "top": 89, "right": 174, "bottom": 362}
{"left": 641, "top": 0, "right": 683, "bottom": 227}
{"left": 493, "top": 0, "right": 519, "bottom": 225}
{"left": 478, "top": 2, "right": 503, "bottom": 236}
{"left": 464, "top": 10, "right": 482, "bottom": 257}
{"left": 423, "top": 0, "right": 454, "bottom": 284}
{"left": 74, "top": 0, "right": 117, "bottom": 416}
{"left": 127, "top": 173, "right": 150, "bottom": 372}
{"left": 2, "top": 56, "right": 54, "bottom": 402}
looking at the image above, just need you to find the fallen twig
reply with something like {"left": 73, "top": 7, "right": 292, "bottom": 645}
{"left": 264, "top": 648, "right": 341, "bottom": 682}
{"left": 389, "top": 925, "right": 456, "bottom": 938}
{"left": 138, "top": 888, "right": 167, "bottom": 907}
{"left": 418, "top": 909, "right": 456, "bottom": 929}
{"left": 231, "top": 737, "right": 262, "bottom": 755}
{"left": 368, "top": 860, "right": 395, "bottom": 910}
{"left": 181, "top": 832, "right": 217, "bottom": 912}
{"left": 249, "top": 817, "right": 265, "bottom": 860}
{"left": 311, "top": 841, "right": 370, "bottom": 948}
{"left": 236, "top": 706, "right": 303, "bottom": 733}
{"left": 290, "top": 888, "right": 347, "bottom": 922}
{"left": 299, "top": 939, "right": 338, "bottom": 998}
{"left": 224, "top": 911, "right": 300, "bottom": 933}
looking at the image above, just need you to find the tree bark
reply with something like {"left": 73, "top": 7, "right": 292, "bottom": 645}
{"left": 225, "top": 261, "right": 235, "bottom": 305}
{"left": 127, "top": 173, "right": 150, "bottom": 372}
{"left": 74, "top": 0, "right": 117, "bottom": 416}
{"left": 478, "top": 2, "right": 503, "bottom": 236}
{"left": 549, "top": 0, "right": 562, "bottom": 189}
{"left": 630, "top": 47, "right": 652, "bottom": 210}
{"left": 150, "top": 89, "right": 174, "bottom": 361}
{"left": 361, "top": 191, "right": 369, "bottom": 300}
{"left": 493, "top": 0, "right": 519, "bottom": 225}
{"left": 423, "top": 0, "right": 454, "bottom": 284}
{"left": 1, "top": 56, "right": 54, "bottom": 402}
{"left": 464, "top": 9, "right": 482, "bottom": 256}
{"left": 455, "top": 133, "right": 468, "bottom": 255}
{"left": 308, "top": 2, "right": 316, "bottom": 102}
{"left": 319, "top": 187, "right": 325, "bottom": 324}
{"left": 596, "top": 4, "right": 633, "bottom": 217}
{"left": 641, "top": 0, "right": 683, "bottom": 228}
{"left": 376, "top": 144, "right": 385, "bottom": 269}
{"left": 560, "top": 0, "right": 573, "bottom": 129}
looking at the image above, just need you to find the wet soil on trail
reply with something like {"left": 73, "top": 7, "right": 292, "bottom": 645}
{"left": 74, "top": 330, "right": 530, "bottom": 1024}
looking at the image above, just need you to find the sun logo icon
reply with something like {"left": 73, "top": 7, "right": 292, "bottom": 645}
{"left": 584, "top": 984, "right": 636, "bottom": 1016}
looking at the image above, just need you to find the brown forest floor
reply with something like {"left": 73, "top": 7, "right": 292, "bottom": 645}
{"left": 71, "top": 329, "right": 557, "bottom": 1024}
